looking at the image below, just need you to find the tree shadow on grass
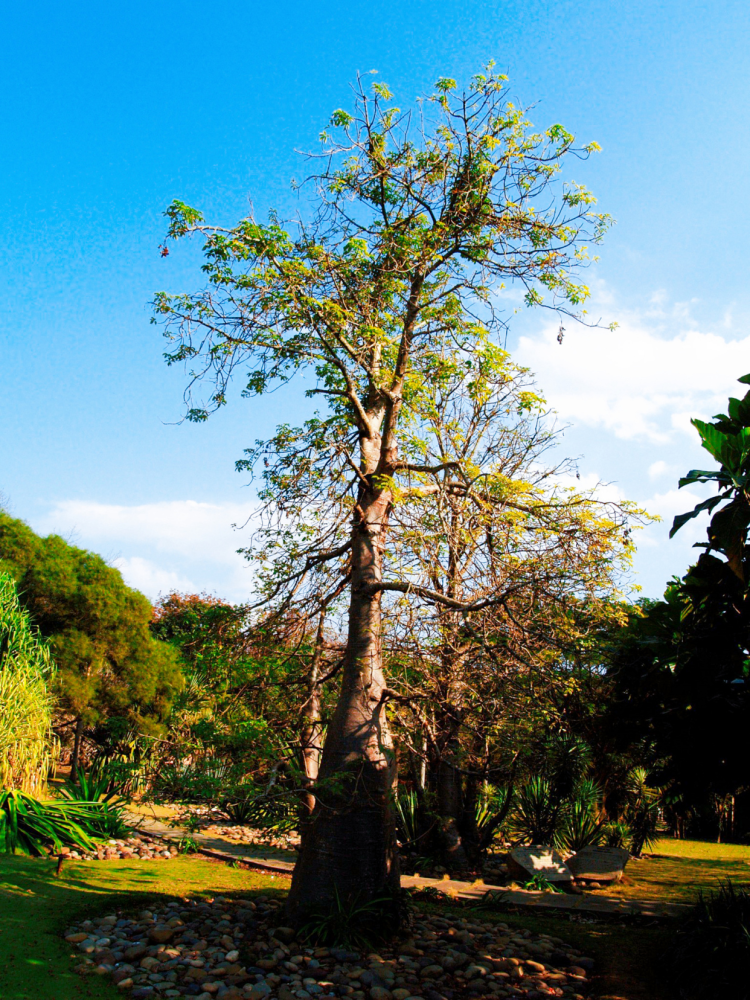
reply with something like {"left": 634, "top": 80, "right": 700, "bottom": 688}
{"left": 0, "top": 855, "right": 286, "bottom": 1000}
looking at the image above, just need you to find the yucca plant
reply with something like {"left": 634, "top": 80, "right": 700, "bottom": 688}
{"left": 0, "top": 789, "right": 125, "bottom": 855}
{"left": 625, "top": 768, "right": 661, "bottom": 856}
{"left": 62, "top": 760, "right": 125, "bottom": 804}
{"left": 511, "top": 777, "right": 559, "bottom": 845}
{"left": 299, "top": 887, "right": 395, "bottom": 949}
{"left": 0, "top": 573, "right": 56, "bottom": 794}
{"left": 602, "top": 820, "right": 631, "bottom": 849}
{"left": 556, "top": 780, "right": 605, "bottom": 853}
{"left": 394, "top": 788, "right": 421, "bottom": 846}
{"left": 223, "top": 795, "right": 256, "bottom": 825}
{"left": 475, "top": 783, "right": 513, "bottom": 849}
{"left": 221, "top": 786, "right": 297, "bottom": 832}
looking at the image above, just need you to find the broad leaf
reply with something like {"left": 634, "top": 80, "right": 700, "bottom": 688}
{"left": 691, "top": 420, "right": 733, "bottom": 466}
{"left": 678, "top": 471, "right": 731, "bottom": 488}
{"left": 670, "top": 495, "right": 725, "bottom": 539}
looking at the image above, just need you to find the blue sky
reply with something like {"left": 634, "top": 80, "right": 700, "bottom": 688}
{"left": 2, "top": 0, "right": 750, "bottom": 601}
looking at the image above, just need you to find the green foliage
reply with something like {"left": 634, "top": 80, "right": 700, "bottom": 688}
{"left": 671, "top": 373, "right": 750, "bottom": 579}
{"left": 509, "top": 736, "right": 600, "bottom": 847}
{"left": 0, "top": 790, "right": 124, "bottom": 855}
{"left": 394, "top": 788, "right": 421, "bottom": 846}
{"left": 299, "top": 888, "right": 395, "bottom": 949}
{"left": 0, "top": 572, "right": 56, "bottom": 793}
{"left": 556, "top": 781, "right": 605, "bottom": 854}
{"left": 610, "top": 376, "right": 750, "bottom": 830}
{"left": 602, "top": 821, "right": 631, "bottom": 849}
{"left": 153, "top": 758, "right": 233, "bottom": 803}
{"left": 223, "top": 790, "right": 297, "bottom": 832}
{"left": 625, "top": 768, "right": 660, "bottom": 856}
{"left": 61, "top": 760, "right": 125, "bottom": 804}
{"left": 0, "top": 513, "right": 183, "bottom": 743}
{"left": 475, "top": 784, "right": 513, "bottom": 846}
{"left": 674, "top": 881, "right": 750, "bottom": 999}
{"left": 511, "top": 777, "right": 559, "bottom": 845}
{"left": 520, "top": 873, "right": 564, "bottom": 893}
{"left": 176, "top": 834, "right": 200, "bottom": 854}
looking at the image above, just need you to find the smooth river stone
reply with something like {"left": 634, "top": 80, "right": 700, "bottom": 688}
{"left": 567, "top": 845, "right": 629, "bottom": 882}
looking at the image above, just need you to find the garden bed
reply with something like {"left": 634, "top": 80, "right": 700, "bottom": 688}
{"left": 59, "top": 836, "right": 180, "bottom": 863}
{"left": 67, "top": 894, "right": 594, "bottom": 1000}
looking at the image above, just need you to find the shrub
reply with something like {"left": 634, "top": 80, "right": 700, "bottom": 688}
{"left": 511, "top": 777, "right": 559, "bottom": 844}
{"left": 61, "top": 760, "right": 125, "bottom": 804}
{"left": 153, "top": 759, "right": 232, "bottom": 803}
{"left": 602, "top": 820, "right": 631, "bottom": 849}
{"left": 556, "top": 781, "right": 605, "bottom": 853}
{"left": 299, "top": 889, "right": 396, "bottom": 949}
{"left": 0, "top": 789, "right": 125, "bottom": 855}
{"left": 222, "top": 789, "right": 297, "bottom": 832}
{"left": 0, "top": 573, "right": 56, "bottom": 793}
{"left": 394, "top": 788, "right": 421, "bottom": 846}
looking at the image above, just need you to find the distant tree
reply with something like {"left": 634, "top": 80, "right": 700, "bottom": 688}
{"left": 154, "top": 66, "right": 612, "bottom": 917}
{"left": 0, "top": 513, "right": 183, "bottom": 770}
{"left": 151, "top": 591, "right": 342, "bottom": 830}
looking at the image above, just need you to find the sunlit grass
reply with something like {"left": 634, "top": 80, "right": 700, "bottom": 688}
{"left": 603, "top": 837, "right": 750, "bottom": 904}
{"left": 3, "top": 840, "right": 748, "bottom": 1000}
{"left": 651, "top": 836, "right": 750, "bottom": 860}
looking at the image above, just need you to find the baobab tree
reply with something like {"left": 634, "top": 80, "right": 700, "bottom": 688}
{"left": 153, "top": 66, "right": 611, "bottom": 918}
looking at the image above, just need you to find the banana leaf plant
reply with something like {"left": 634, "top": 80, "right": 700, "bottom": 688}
{"left": 671, "top": 373, "right": 750, "bottom": 579}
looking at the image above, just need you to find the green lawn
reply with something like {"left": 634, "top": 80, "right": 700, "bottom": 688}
{"left": 2, "top": 841, "right": 746, "bottom": 1000}
{"left": 0, "top": 855, "right": 287, "bottom": 1000}
{"left": 603, "top": 837, "right": 750, "bottom": 905}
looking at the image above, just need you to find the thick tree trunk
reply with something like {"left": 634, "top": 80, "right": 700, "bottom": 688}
{"left": 458, "top": 772, "right": 482, "bottom": 865}
{"left": 434, "top": 713, "right": 471, "bottom": 873}
{"left": 299, "top": 617, "right": 325, "bottom": 842}
{"left": 286, "top": 485, "right": 399, "bottom": 920}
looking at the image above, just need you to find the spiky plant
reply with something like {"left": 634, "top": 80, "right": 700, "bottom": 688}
{"left": 0, "top": 789, "right": 125, "bottom": 855}
{"left": 556, "top": 781, "right": 605, "bottom": 853}
{"left": 0, "top": 573, "right": 56, "bottom": 793}
{"left": 625, "top": 768, "right": 660, "bottom": 856}
{"left": 511, "top": 777, "right": 559, "bottom": 845}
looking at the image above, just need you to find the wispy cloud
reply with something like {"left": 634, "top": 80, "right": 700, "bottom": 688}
{"left": 516, "top": 303, "right": 750, "bottom": 442}
{"left": 35, "top": 499, "right": 258, "bottom": 602}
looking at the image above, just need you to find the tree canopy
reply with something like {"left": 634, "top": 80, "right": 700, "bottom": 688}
{"left": 609, "top": 374, "right": 750, "bottom": 834}
{"left": 154, "top": 66, "right": 621, "bottom": 916}
{"left": 0, "top": 512, "right": 183, "bottom": 766}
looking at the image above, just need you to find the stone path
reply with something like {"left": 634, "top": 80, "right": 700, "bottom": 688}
{"left": 123, "top": 811, "right": 689, "bottom": 921}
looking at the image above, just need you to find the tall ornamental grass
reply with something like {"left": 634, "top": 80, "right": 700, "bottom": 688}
{"left": 0, "top": 572, "right": 56, "bottom": 792}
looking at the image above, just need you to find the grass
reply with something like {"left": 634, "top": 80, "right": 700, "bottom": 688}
{"left": 0, "top": 854, "right": 288, "bottom": 1000}
{"left": 2, "top": 837, "right": 748, "bottom": 1000}
{"left": 602, "top": 837, "right": 750, "bottom": 905}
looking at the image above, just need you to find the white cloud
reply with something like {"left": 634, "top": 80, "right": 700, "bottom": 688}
{"left": 112, "top": 556, "right": 197, "bottom": 597}
{"left": 35, "top": 499, "right": 258, "bottom": 603}
{"left": 516, "top": 310, "right": 750, "bottom": 442}
{"left": 648, "top": 460, "right": 675, "bottom": 480}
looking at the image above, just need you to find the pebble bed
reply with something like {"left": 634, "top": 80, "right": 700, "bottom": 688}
{"left": 206, "top": 827, "right": 301, "bottom": 853}
{"left": 60, "top": 836, "right": 179, "bottom": 862}
{"left": 65, "top": 894, "right": 593, "bottom": 1000}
